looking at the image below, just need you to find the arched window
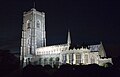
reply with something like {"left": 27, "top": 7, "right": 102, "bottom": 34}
{"left": 26, "top": 20, "right": 31, "bottom": 29}
{"left": 36, "top": 20, "right": 41, "bottom": 28}
{"left": 55, "top": 57, "right": 60, "bottom": 65}
{"left": 44, "top": 58, "right": 48, "bottom": 65}
{"left": 28, "top": 23, "right": 30, "bottom": 28}
{"left": 39, "top": 58, "right": 42, "bottom": 65}
{"left": 27, "top": 38, "right": 30, "bottom": 45}
{"left": 49, "top": 57, "right": 53, "bottom": 65}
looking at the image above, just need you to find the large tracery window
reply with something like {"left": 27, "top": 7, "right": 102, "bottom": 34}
{"left": 84, "top": 54, "right": 88, "bottom": 64}
{"left": 91, "top": 56, "right": 95, "bottom": 64}
{"left": 76, "top": 54, "right": 81, "bottom": 64}
{"left": 62, "top": 54, "right": 67, "bottom": 64}
{"left": 69, "top": 53, "right": 73, "bottom": 64}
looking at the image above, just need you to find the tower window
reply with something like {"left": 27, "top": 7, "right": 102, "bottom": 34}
{"left": 26, "top": 20, "right": 31, "bottom": 29}
{"left": 27, "top": 23, "right": 30, "bottom": 29}
{"left": 36, "top": 20, "right": 41, "bottom": 28}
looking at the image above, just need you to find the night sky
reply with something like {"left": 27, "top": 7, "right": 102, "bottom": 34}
{"left": 0, "top": 0, "right": 120, "bottom": 57}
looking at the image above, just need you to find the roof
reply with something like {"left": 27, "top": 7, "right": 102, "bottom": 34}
{"left": 88, "top": 44, "right": 101, "bottom": 51}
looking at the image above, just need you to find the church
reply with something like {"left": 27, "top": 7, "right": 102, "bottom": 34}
{"left": 20, "top": 8, "right": 112, "bottom": 67}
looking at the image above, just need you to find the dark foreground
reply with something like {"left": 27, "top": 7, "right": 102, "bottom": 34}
{"left": 0, "top": 50, "right": 120, "bottom": 77}
{"left": 1, "top": 64, "right": 120, "bottom": 77}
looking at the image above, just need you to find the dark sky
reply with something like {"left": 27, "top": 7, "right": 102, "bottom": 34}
{"left": 0, "top": 0, "right": 120, "bottom": 57}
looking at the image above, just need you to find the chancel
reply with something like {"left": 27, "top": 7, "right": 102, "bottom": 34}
{"left": 20, "top": 8, "right": 112, "bottom": 67}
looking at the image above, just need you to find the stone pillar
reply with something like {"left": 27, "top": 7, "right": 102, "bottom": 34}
{"left": 66, "top": 54, "right": 69, "bottom": 63}
{"left": 73, "top": 54, "right": 76, "bottom": 64}
{"left": 81, "top": 53, "right": 84, "bottom": 64}
{"left": 59, "top": 53, "right": 62, "bottom": 65}
{"left": 88, "top": 53, "right": 90, "bottom": 64}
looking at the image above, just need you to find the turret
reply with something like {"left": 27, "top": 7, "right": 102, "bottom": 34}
{"left": 67, "top": 30, "right": 71, "bottom": 46}
{"left": 99, "top": 42, "right": 106, "bottom": 57}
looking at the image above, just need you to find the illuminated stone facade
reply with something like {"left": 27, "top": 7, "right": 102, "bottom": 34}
{"left": 20, "top": 8, "right": 112, "bottom": 67}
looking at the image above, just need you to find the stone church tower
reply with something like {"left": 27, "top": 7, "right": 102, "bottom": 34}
{"left": 20, "top": 8, "right": 46, "bottom": 67}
